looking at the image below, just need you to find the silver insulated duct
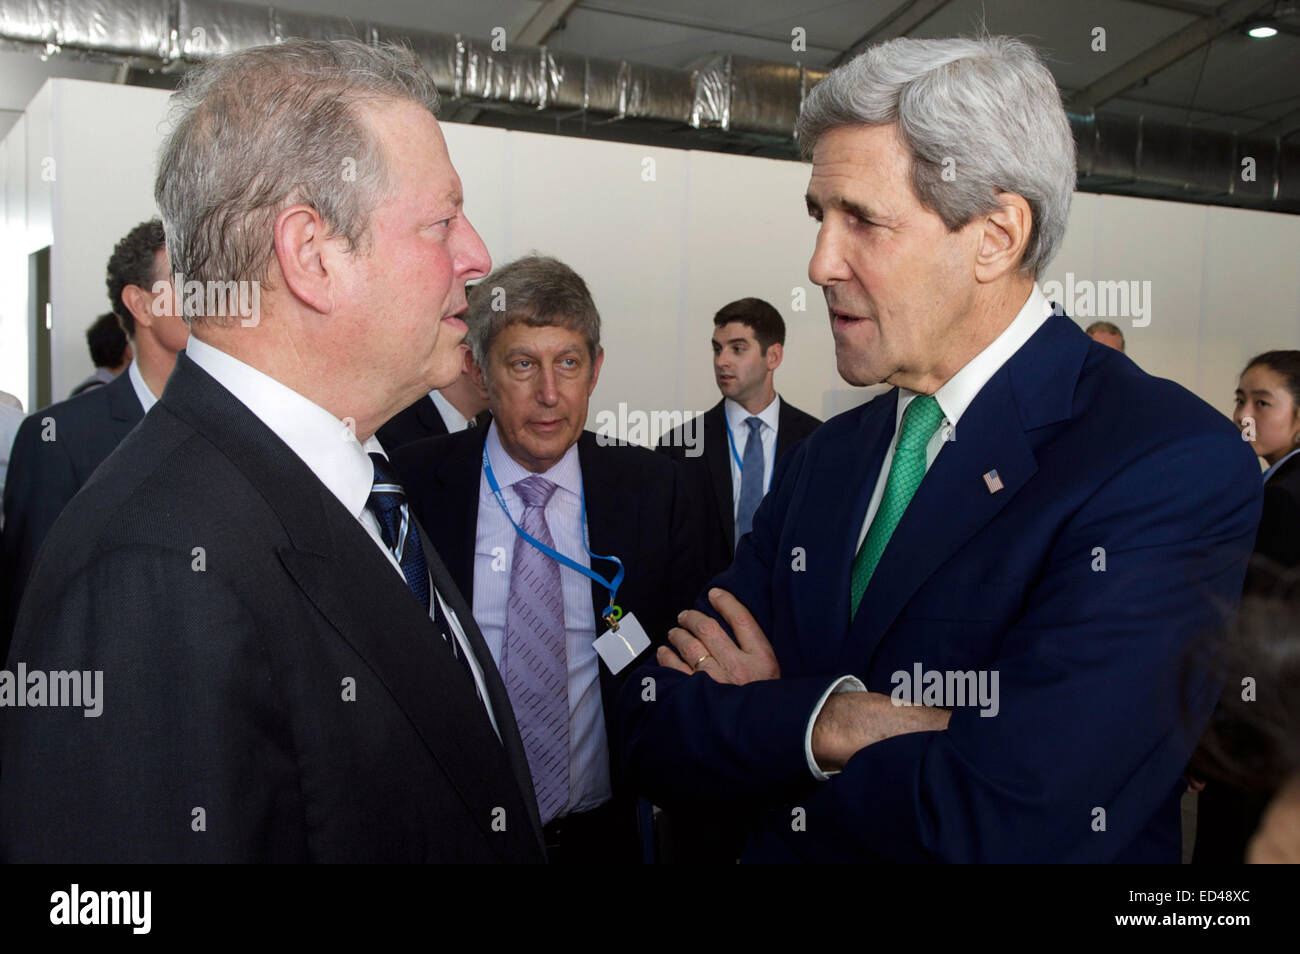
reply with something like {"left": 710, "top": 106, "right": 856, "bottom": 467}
{"left": 1, "top": 0, "right": 1296, "bottom": 213}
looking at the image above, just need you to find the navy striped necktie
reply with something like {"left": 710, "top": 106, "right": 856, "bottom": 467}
{"left": 366, "top": 453, "right": 478, "bottom": 696}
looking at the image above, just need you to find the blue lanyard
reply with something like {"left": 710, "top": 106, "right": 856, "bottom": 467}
{"left": 482, "top": 450, "right": 626, "bottom": 623}
{"left": 723, "top": 413, "right": 744, "bottom": 470}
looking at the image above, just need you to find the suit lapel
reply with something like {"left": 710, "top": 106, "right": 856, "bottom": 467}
{"left": 417, "top": 395, "right": 449, "bottom": 437}
{"left": 703, "top": 402, "right": 735, "bottom": 551}
{"left": 412, "top": 517, "right": 547, "bottom": 852}
{"left": 846, "top": 316, "right": 1089, "bottom": 664}
{"left": 428, "top": 429, "right": 487, "bottom": 602}
{"left": 774, "top": 396, "right": 798, "bottom": 460}
{"left": 788, "top": 391, "right": 898, "bottom": 672}
{"left": 577, "top": 435, "right": 629, "bottom": 718}
{"left": 162, "top": 355, "right": 538, "bottom": 860}
{"left": 106, "top": 367, "right": 144, "bottom": 440}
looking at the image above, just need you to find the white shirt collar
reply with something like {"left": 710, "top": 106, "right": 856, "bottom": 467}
{"left": 127, "top": 359, "right": 158, "bottom": 413}
{"left": 724, "top": 393, "right": 781, "bottom": 434}
{"left": 896, "top": 283, "right": 1053, "bottom": 428}
{"left": 483, "top": 419, "right": 583, "bottom": 500}
{"left": 184, "top": 337, "right": 383, "bottom": 520}
{"left": 429, "top": 389, "right": 469, "bottom": 433}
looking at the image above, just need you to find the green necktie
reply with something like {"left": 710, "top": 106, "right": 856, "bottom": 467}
{"left": 850, "top": 395, "right": 945, "bottom": 617}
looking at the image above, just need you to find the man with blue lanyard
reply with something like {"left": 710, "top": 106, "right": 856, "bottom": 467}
{"left": 391, "top": 254, "right": 702, "bottom": 863}
{"left": 658, "top": 298, "right": 821, "bottom": 585}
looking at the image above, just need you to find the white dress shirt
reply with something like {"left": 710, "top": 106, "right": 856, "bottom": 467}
{"left": 430, "top": 389, "right": 471, "bottom": 433}
{"left": 806, "top": 284, "right": 1055, "bottom": 779}
{"left": 724, "top": 394, "right": 781, "bottom": 521}
{"left": 474, "top": 422, "right": 611, "bottom": 815}
{"left": 128, "top": 360, "right": 159, "bottom": 413}
{"left": 183, "top": 338, "right": 499, "bottom": 737}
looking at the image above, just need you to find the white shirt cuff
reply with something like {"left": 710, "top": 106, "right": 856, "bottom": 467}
{"left": 805, "top": 675, "right": 868, "bottom": 780}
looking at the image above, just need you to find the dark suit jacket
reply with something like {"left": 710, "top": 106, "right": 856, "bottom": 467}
{"left": 658, "top": 397, "right": 820, "bottom": 585}
{"left": 0, "top": 352, "right": 545, "bottom": 863}
{"left": 1194, "top": 450, "right": 1300, "bottom": 862}
{"left": 1253, "top": 452, "right": 1300, "bottom": 572}
{"left": 618, "top": 314, "right": 1263, "bottom": 863}
{"left": 0, "top": 368, "right": 143, "bottom": 658}
{"left": 391, "top": 426, "right": 702, "bottom": 854}
{"left": 377, "top": 394, "right": 450, "bottom": 451}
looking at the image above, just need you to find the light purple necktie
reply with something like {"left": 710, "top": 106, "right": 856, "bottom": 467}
{"left": 501, "top": 475, "right": 569, "bottom": 825}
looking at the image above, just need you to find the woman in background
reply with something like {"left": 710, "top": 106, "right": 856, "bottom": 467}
{"left": 1233, "top": 350, "right": 1300, "bottom": 574}
{"left": 1192, "top": 351, "right": 1300, "bottom": 863}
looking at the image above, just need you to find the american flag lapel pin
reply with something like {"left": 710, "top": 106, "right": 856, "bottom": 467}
{"left": 983, "top": 469, "right": 1004, "bottom": 494}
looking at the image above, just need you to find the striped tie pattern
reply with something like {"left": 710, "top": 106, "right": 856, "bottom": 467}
{"left": 367, "top": 453, "right": 478, "bottom": 695}
{"left": 501, "top": 475, "right": 569, "bottom": 826}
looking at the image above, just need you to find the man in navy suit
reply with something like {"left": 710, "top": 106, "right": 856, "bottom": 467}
{"left": 0, "top": 219, "right": 185, "bottom": 656}
{"left": 658, "top": 298, "right": 820, "bottom": 585}
{"left": 617, "top": 35, "right": 1262, "bottom": 862}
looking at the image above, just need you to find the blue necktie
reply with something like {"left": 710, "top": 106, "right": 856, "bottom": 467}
{"left": 735, "top": 416, "right": 765, "bottom": 545}
{"left": 367, "top": 453, "right": 478, "bottom": 695}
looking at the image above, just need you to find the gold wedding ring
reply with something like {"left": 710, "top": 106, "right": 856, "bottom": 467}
{"left": 693, "top": 654, "right": 711, "bottom": 671}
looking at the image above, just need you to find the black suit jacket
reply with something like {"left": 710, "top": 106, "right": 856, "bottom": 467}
{"left": 0, "top": 368, "right": 144, "bottom": 658}
{"left": 1254, "top": 452, "right": 1300, "bottom": 572}
{"left": 377, "top": 394, "right": 449, "bottom": 451}
{"left": 390, "top": 426, "right": 702, "bottom": 853}
{"left": 657, "top": 396, "right": 820, "bottom": 584}
{"left": 0, "top": 353, "right": 545, "bottom": 863}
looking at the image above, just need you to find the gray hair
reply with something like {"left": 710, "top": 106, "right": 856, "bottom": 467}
{"left": 467, "top": 255, "right": 601, "bottom": 375}
{"left": 155, "top": 38, "right": 439, "bottom": 323}
{"left": 796, "top": 35, "right": 1075, "bottom": 275}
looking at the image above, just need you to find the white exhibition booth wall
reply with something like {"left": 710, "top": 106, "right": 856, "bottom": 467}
{"left": 3, "top": 78, "right": 1299, "bottom": 437}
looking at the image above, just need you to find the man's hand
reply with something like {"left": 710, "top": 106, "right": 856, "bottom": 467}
{"left": 812, "top": 692, "right": 952, "bottom": 773}
{"left": 657, "top": 587, "right": 780, "bottom": 686}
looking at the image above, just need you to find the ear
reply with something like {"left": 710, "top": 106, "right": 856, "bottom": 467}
{"left": 974, "top": 192, "right": 1032, "bottom": 283}
{"left": 122, "top": 282, "right": 162, "bottom": 332}
{"left": 469, "top": 348, "right": 490, "bottom": 395}
{"left": 765, "top": 341, "right": 784, "bottom": 372}
{"left": 274, "top": 204, "right": 336, "bottom": 314}
{"left": 465, "top": 348, "right": 490, "bottom": 398}
{"left": 587, "top": 347, "right": 605, "bottom": 396}
{"left": 122, "top": 342, "right": 134, "bottom": 365}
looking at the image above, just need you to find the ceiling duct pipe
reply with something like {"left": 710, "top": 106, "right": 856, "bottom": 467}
{"left": 1, "top": 0, "right": 1296, "bottom": 213}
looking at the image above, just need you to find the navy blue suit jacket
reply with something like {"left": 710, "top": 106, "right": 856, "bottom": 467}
{"left": 617, "top": 314, "right": 1263, "bottom": 862}
{"left": 0, "top": 368, "right": 144, "bottom": 658}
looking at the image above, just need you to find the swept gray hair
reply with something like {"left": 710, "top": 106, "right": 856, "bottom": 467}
{"left": 466, "top": 255, "right": 601, "bottom": 376}
{"left": 796, "top": 35, "right": 1075, "bottom": 275}
{"left": 155, "top": 38, "right": 439, "bottom": 322}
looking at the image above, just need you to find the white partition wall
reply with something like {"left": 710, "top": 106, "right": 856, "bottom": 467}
{"left": 2, "top": 77, "right": 1298, "bottom": 432}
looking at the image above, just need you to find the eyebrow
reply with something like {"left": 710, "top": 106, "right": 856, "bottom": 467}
{"left": 1237, "top": 388, "right": 1275, "bottom": 397}
{"left": 807, "top": 191, "right": 879, "bottom": 217}
{"left": 714, "top": 337, "right": 750, "bottom": 347}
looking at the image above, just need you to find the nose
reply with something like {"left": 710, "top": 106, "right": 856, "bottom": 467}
{"left": 535, "top": 366, "right": 559, "bottom": 407}
{"left": 808, "top": 220, "right": 849, "bottom": 289}
{"left": 456, "top": 214, "right": 492, "bottom": 281}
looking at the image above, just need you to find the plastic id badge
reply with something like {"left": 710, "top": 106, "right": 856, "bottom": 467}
{"left": 593, "top": 611, "right": 651, "bottom": 675}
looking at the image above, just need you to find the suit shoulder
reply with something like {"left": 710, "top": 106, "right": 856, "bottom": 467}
{"left": 779, "top": 398, "right": 822, "bottom": 429}
{"left": 582, "top": 433, "right": 677, "bottom": 480}
{"left": 389, "top": 428, "right": 473, "bottom": 474}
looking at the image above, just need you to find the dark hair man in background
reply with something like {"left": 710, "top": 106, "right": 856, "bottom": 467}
{"left": 69, "top": 312, "right": 133, "bottom": 397}
{"left": 658, "top": 297, "right": 820, "bottom": 584}
{"left": 0, "top": 219, "right": 180, "bottom": 655}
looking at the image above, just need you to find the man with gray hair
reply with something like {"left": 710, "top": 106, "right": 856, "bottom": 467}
{"left": 1, "top": 39, "right": 545, "bottom": 862}
{"left": 619, "top": 35, "right": 1260, "bottom": 862}
{"left": 392, "top": 254, "right": 701, "bottom": 862}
